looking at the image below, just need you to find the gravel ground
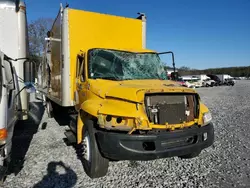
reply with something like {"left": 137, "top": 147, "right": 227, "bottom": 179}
{"left": 2, "top": 80, "right": 250, "bottom": 188}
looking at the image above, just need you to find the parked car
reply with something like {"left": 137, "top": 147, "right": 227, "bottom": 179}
{"left": 202, "top": 78, "right": 215, "bottom": 87}
{"left": 181, "top": 76, "right": 201, "bottom": 88}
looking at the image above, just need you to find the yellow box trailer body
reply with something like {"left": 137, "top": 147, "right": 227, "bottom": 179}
{"left": 38, "top": 7, "right": 146, "bottom": 106}
{"left": 68, "top": 9, "right": 145, "bottom": 102}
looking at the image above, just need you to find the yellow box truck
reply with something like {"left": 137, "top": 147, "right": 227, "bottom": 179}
{"left": 37, "top": 4, "right": 214, "bottom": 179}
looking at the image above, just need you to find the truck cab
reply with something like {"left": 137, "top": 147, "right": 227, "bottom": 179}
{"left": 0, "top": 0, "right": 34, "bottom": 181}
{"left": 73, "top": 47, "right": 215, "bottom": 178}
{"left": 0, "top": 51, "right": 19, "bottom": 178}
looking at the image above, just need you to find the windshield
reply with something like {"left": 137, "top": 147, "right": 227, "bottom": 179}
{"left": 88, "top": 49, "right": 168, "bottom": 81}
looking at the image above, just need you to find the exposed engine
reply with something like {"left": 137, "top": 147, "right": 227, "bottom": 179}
{"left": 144, "top": 93, "right": 199, "bottom": 125}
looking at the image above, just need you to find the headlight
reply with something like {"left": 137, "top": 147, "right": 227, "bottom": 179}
{"left": 203, "top": 111, "right": 212, "bottom": 126}
{"left": 97, "top": 114, "right": 135, "bottom": 131}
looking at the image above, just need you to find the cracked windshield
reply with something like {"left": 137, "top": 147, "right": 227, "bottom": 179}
{"left": 88, "top": 49, "right": 168, "bottom": 80}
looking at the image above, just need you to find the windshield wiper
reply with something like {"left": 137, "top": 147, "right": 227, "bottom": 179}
{"left": 122, "top": 78, "right": 133, "bottom": 80}
{"left": 95, "top": 77, "right": 121, "bottom": 81}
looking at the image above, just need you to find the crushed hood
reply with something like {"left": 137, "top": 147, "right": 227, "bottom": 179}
{"left": 88, "top": 79, "right": 197, "bottom": 103}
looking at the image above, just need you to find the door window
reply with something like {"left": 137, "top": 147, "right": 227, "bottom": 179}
{"left": 77, "top": 55, "right": 85, "bottom": 82}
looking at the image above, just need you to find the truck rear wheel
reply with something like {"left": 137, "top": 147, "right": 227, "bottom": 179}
{"left": 78, "top": 119, "right": 109, "bottom": 178}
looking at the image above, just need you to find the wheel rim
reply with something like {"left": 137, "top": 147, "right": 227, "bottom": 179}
{"left": 83, "top": 132, "right": 91, "bottom": 161}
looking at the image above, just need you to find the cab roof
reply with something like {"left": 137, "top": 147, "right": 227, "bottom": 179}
{"left": 81, "top": 47, "right": 157, "bottom": 54}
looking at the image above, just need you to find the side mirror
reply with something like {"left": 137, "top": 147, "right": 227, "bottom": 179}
{"left": 47, "top": 31, "right": 51, "bottom": 38}
{"left": 170, "top": 72, "right": 179, "bottom": 81}
{"left": 47, "top": 31, "right": 54, "bottom": 38}
{"left": 158, "top": 51, "right": 176, "bottom": 73}
{"left": 23, "top": 60, "right": 36, "bottom": 84}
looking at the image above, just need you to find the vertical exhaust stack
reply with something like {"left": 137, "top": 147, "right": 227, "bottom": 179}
{"left": 137, "top": 13, "right": 146, "bottom": 49}
{"left": 17, "top": 0, "right": 29, "bottom": 120}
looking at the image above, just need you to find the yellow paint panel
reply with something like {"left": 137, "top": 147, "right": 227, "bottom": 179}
{"left": 98, "top": 99, "right": 142, "bottom": 118}
{"left": 77, "top": 114, "right": 84, "bottom": 144}
{"left": 87, "top": 79, "right": 196, "bottom": 103}
{"left": 68, "top": 9, "right": 143, "bottom": 51}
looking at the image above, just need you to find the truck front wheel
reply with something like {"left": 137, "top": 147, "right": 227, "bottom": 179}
{"left": 78, "top": 119, "right": 109, "bottom": 178}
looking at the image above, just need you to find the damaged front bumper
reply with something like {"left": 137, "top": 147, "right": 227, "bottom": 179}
{"left": 96, "top": 123, "right": 214, "bottom": 160}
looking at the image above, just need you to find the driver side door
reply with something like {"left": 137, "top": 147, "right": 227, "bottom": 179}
{"left": 75, "top": 54, "right": 88, "bottom": 111}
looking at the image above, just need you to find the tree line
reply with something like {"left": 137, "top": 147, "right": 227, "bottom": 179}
{"left": 176, "top": 66, "right": 250, "bottom": 78}
{"left": 28, "top": 18, "right": 54, "bottom": 75}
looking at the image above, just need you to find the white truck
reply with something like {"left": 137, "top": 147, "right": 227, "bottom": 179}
{"left": 185, "top": 75, "right": 215, "bottom": 87}
{"left": 181, "top": 76, "right": 202, "bottom": 88}
{"left": 216, "top": 74, "right": 235, "bottom": 86}
{"left": 199, "top": 74, "right": 215, "bottom": 87}
{"left": 0, "top": 0, "right": 35, "bottom": 181}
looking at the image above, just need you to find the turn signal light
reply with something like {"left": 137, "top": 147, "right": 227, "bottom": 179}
{"left": 0, "top": 128, "right": 7, "bottom": 140}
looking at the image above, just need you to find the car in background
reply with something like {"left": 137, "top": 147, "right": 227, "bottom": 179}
{"left": 202, "top": 78, "right": 215, "bottom": 87}
{"left": 181, "top": 76, "right": 203, "bottom": 88}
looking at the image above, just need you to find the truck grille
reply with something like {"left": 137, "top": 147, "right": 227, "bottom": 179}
{"left": 144, "top": 94, "right": 198, "bottom": 125}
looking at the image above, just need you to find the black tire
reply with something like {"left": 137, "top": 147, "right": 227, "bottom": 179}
{"left": 78, "top": 119, "right": 109, "bottom": 178}
{"left": 179, "top": 150, "right": 201, "bottom": 159}
{"left": 0, "top": 158, "right": 9, "bottom": 185}
{"left": 0, "top": 167, "right": 6, "bottom": 185}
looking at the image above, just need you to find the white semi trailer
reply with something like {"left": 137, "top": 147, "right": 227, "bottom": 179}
{"left": 0, "top": 0, "right": 35, "bottom": 181}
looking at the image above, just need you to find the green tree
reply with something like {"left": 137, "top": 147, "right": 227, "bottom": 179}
{"left": 28, "top": 18, "right": 54, "bottom": 57}
{"left": 28, "top": 18, "right": 54, "bottom": 75}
